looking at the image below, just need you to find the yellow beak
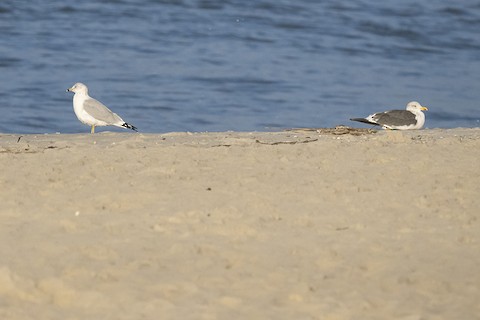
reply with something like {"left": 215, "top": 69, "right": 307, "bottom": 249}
{"left": 421, "top": 106, "right": 428, "bottom": 111}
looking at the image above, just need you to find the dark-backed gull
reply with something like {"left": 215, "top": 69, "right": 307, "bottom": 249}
{"left": 350, "top": 101, "right": 428, "bottom": 130}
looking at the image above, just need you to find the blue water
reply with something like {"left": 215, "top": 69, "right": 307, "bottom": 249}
{"left": 1, "top": 0, "right": 479, "bottom": 133}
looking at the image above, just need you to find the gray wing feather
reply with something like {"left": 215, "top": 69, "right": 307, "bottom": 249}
{"left": 373, "top": 110, "right": 416, "bottom": 126}
{"left": 83, "top": 98, "right": 123, "bottom": 124}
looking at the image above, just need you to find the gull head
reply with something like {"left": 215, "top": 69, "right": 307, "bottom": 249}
{"left": 406, "top": 101, "right": 428, "bottom": 112}
{"left": 66, "top": 82, "right": 88, "bottom": 94}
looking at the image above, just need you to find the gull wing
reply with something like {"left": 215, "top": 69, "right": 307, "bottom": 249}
{"left": 83, "top": 98, "right": 123, "bottom": 124}
{"left": 372, "top": 110, "right": 416, "bottom": 126}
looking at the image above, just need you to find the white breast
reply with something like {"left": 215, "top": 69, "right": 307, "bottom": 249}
{"left": 73, "top": 93, "right": 105, "bottom": 126}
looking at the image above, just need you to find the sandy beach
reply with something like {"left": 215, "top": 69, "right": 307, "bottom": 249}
{"left": 1, "top": 128, "right": 479, "bottom": 319}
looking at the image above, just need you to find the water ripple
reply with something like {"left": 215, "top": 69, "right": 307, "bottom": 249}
{"left": 0, "top": 0, "right": 479, "bottom": 133}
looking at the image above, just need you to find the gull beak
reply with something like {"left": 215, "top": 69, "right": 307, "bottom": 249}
{"left": 421, "top": 106, "right": 428, "bottom": 111}
{"left": 66, "top": 87, "right": 73, "bottom": 92}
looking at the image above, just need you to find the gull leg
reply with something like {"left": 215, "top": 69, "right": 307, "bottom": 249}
{"left": 91, "top": 125, "right": 95, "bottom": 134}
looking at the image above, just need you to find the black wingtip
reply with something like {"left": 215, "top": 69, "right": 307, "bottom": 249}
{"left": 350, "top": 118, "right": 376, "bottom": 125}
{"left": 122, "top": 123, "right": 138, "bottom": 132}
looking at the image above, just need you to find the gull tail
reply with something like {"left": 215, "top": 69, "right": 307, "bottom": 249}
{"left": 350, "top": 118, "right": 376, "bottom": 125}
{"left": 121, "top": 122, "right": 138, "bottom": 131}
